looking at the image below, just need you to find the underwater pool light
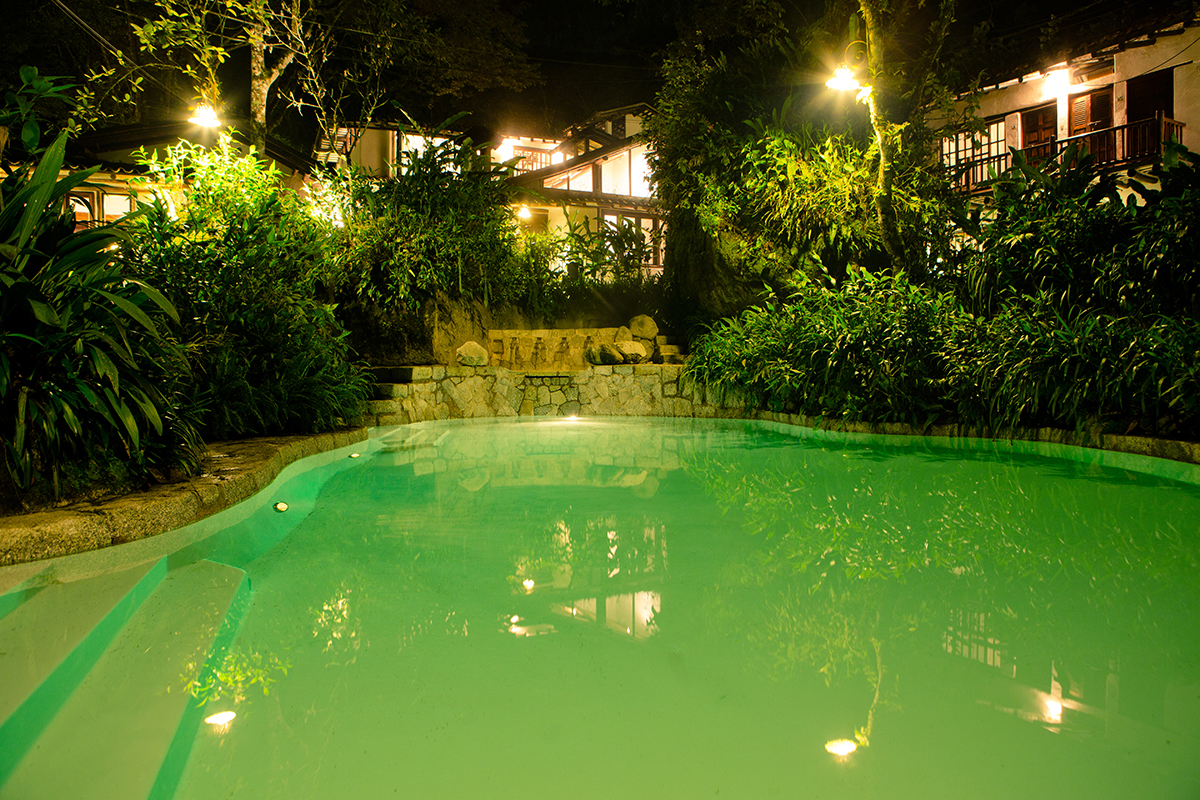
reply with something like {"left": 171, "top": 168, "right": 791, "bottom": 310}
{"left": 274, "top": 502, "right": 289, "bottom": 512}
{"left": 825, "top": 739, "right": 857, "bottom": 757}
{"left": 523, "top": 578, "right": 535, "bottom": 591}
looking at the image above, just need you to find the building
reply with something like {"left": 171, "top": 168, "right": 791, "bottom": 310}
{"left": 334, "top": 103, "right": 663, "bottom": 275}
{"left": 941, "top": 18, "right": 1200, "bottom": 194}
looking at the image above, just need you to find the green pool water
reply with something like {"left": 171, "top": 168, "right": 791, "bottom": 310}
{"left": 7, "top": 417, "right": 1200, "bottom": 799}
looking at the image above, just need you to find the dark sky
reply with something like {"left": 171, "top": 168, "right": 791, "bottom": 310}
{"left": 435, "top": 0, "right": 677, "bottom": 138}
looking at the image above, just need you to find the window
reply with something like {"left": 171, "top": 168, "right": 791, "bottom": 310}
{"left": 1069, "top": 87, "right": 1115, "bottom": 162}
{"left": 1127, "top": 68, "right": 1174, "bottom": 122}
{"left": 941, "top": 118, "right": 1005, "bottom": 191}
{"left": 1069, "top": 87, "right": 1113, "bottom": 135}
{"left": 600, "top": 210, "right": 664, "bottom": 274}
{"left": 102, "top": 193, "right": 133, "bottom": 222}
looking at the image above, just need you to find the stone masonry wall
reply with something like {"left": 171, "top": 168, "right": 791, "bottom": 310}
{"left": 364, "top": 364, "right": 751, "bottom": 427}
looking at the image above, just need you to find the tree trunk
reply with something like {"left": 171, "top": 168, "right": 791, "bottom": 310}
{"left": 859, "top": 0, "right": 907, "bottom": 274}
{"left": 247, "top": 8, "right": 294, "bottom": 155}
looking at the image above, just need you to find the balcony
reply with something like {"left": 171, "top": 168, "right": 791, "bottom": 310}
{"left": 947, "top": 113, "right": 1185, "bottom": 195}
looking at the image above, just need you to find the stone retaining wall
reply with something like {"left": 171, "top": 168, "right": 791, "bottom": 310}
{"left": 365, "top": 364, "right": 1200, "bottom": 471}
{"left": 366, "top": 364, "right": 749, "bottom": 425}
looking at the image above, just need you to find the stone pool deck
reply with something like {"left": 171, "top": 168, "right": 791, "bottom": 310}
{"left": 0, "top": 429, "right": 367, "bottom": 576}
{"left": 2, "top": 362, "right": 1199, "bottom": 576}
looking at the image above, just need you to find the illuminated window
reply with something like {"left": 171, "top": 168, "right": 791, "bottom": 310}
{"left": 102, "top": 193, "right": 133, "bottom": 222}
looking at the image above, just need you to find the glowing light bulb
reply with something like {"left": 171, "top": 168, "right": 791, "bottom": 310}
{"left": 517, "top": 205, "right": 532, "bottom": 219}
{"left": 1046, "top": 699, "right": 1063, "bottom": 720}
{"left": 825, "top": 739, "right": 857, "bottom": 757}
{"left": 349, "top": 453, "right": 361, "bottom": 458}
{"left": 274, "top": 502, "right": 289, "bottom": 512}
{"left": 189, "top": 104, "right": 221, "bottom": 127}
{"left": 523, "top": 578, "right": 535, "bottom": 591}
{"left": 826, "top": 67, "right": 861, "bottom": 92}
{"left": 205, "top": 711, "right": 236, "bottom": 727}
{"left": 510, "top": 615, "right": 520, "bottom": 623}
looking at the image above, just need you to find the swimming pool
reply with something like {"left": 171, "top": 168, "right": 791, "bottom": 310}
{"left": 1, "top": 417, "right": 1198, "bottom": 799}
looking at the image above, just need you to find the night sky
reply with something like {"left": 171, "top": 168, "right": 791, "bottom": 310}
{"left": 435, "top": 0, "right": 677, "bottom": 139}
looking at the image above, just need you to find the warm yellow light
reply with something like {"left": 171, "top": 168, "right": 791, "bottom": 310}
{"left": 1042, "top": 69, "right": 1070, "bottom": 101}
{"left": 1046, "top": 699, "right": 1063, "bottom": 720}
{"left": 205, "top": 711, "right": 236, "bottom": 726}
{"left": 517, "top": 205, "right": 532, "bottom": 219}
{"left": 274, "top": 502, "right": 288, "bottom": 512}
{"left": 825, "top": 739, "right": 857, "bottom": 756}
{"left": 189, "top": 104, "right": 221, "bottom": 127}
{"left": 826, "top": 66, "right": 861, "bottom": 92}
{"left": 494, "top": 142, "right": 515, "bottom": 162}
{"left": 522, "top": 578, "right": 535, "bottom": 591}
{"left": 349, "top": 453, "right": 361, "bottom": 458}
{"left": 551, "top": 151, "right": 565, "bottom": 165}
{"left": 510, "top": 615, "right": 520, "bottom": 623}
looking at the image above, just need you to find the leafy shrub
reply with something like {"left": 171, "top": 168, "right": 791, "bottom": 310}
{"left": 961, "top": 144, "right": 1200, "bottom": 319}
{"left": 688, "top": 275, "right": 1200, "bottom": 440}
{"left": 688, "top": 273, "right": 958, "bottom": 426}
{"left": 322, "top": 129, "right": 520, "bottom": 310}
{"left": 948, "top": 296, "right": 1200, "bottom": 438}
{"left": 1, "top": 132, "right": 201, "bottom": 506}
{"left": 127, "top": 136, "right": 369, "bottom": 440}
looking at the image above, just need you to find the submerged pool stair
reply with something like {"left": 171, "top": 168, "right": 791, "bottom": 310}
{"left": 0, "top": 558, "right": 249, "bottom": 800}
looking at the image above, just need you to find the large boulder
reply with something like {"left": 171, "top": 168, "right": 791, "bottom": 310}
{"left": 585, "top": 343, "right": 624, "bottom": 365}
{"left": 628, "top": 314, "right": 658, "bottom": 340}
{"left": 614, "top": 325, "right": 633, "bottom": 343}
{"left": 614, "top": 340, "right": 648, "bottom": 364}
{"left": 455, "top": 341, "right": 489, "bottom": 366}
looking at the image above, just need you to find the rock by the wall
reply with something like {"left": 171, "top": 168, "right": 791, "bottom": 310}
{"left": 614, "top": 341, "right": 647, "bottom": 363}
{"left": 628, "top": 315, "right": 658, "bottom": 340}
{"left": 456, "top": 341, "right": 489, "bottom": 366}
{"left": 585, "top": 343, "right": 624, "bottom": 365}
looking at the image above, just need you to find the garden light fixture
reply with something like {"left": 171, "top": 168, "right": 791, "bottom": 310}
{"left": 826, "top": 67, "right": 873, "bottom": 103}
{"left": 188, "top": 104, "right": 221, "bottom": 127}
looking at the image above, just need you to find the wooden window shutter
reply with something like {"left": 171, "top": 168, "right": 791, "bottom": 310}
{"left": 1071, "top": 95, "right": 1089, "bottom": 135}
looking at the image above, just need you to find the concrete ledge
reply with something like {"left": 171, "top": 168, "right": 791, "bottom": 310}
{"left": 0, "top": 428, "right": 368, "bottom": 568}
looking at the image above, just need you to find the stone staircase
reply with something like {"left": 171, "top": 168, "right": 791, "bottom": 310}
{"left": 0, "top": 558, "right": 249, "bottom": 800}
{"left": 656, "top": 334, "right": 688, "bottom": 365}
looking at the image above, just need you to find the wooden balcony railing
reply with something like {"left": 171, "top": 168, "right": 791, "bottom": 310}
{"left": 947, "top": 113, "right": 1185, "bottom": 195}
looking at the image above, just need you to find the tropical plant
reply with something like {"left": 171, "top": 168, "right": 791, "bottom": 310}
{"left": 687, "top": 272, "right": 958, "bottom": 427}
{"left": 1, "top": 131, "right": 201, "bottom": 507}
{"left": 127, "top": 135, "right": 369, "bottom": 440}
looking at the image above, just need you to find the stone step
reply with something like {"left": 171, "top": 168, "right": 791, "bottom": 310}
{"left": 367, "top": 365, "right": 440, "bottom": 384}
{"left": 661, "top": 353, "right": 688, "bottom": 365}
{"left": 0, "top": 560, "right": 248, "bottom": 800}
{"left": 0, "top": 561, "right": 168, "bottom": 782}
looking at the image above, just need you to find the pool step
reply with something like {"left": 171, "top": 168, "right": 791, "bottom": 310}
{"left": 0, "top": 560, "right": 248, "bottom": 800}
{"left": 0, "top": 560, "right": 168, "bottom": 782}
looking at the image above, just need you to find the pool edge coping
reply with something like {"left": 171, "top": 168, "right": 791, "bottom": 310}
{"left": 0, "top": 428, "right": 368, "bottom": 578}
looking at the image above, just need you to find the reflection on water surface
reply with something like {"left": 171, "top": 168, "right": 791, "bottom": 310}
{"left": 173, "top": 419, "right": 1200, "bottom": 799}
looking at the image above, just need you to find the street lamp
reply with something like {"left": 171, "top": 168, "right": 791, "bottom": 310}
{"left": 826, "top": 66, "right": 873, "bottom": 104}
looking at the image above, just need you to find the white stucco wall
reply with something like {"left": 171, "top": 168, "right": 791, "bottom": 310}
{"left": 972, "top": 25, "right": 1200, "bottom": 152}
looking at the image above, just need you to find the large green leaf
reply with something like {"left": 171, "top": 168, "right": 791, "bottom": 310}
{"left": 14, "top": 131, "right": 68, "bottom": 251}
{"left": 94, "top": 288, "right": 158, "bottom": 335}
